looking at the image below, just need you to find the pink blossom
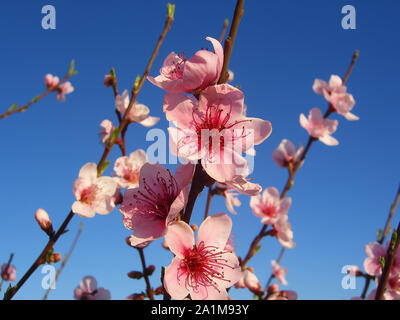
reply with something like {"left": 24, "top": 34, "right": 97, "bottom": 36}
{"left": 224, "top": 175, "right": 262, "bottom": 196}
{"left": 45, "top": 74, "right": 60, "bottom": 88}
{"left": 272, "top": 215, "right": 296, "bottom": 249}
{"left": 271, "top": 260, "right": 288, "bottom": 285}
{"left": 215, "top": 183, "right": 241, "bottom": 215}
{"left": 103, "top": 74, "right": 114, "bottom": 88}
{"left": 163, "top": 213, "right": 241, "bottom": 300}
{"left": 56, "top": 81, "right": 74, "bottom": 102}
{"left": 1, "top": 263, "right": 16, "bottom": 282}
{"left": 272, "top": 139, "right": 304, "bottom": 168}
{"left": 74, "top": 276, "right": 111, "bottom": 300}
{"left": 363, "top": 242, "right": 388, "bottom": 276}
{"left": 166, "top": 84, "right": 272, "bottom": 183}
{"left": 250, "top": 187, "right": 292, "bottom": 225}
{"left": 313, "top": 75, "right": 358, "bottom": 121}
{"left": 235, "top": 269, "right": 261, "bottom": 294}
{"left": 113, "top": 149, "right": 147, "bottom": 188}
{"left": 148, "top": 37, "right": 223, "bottom": 93}
{"left": 115, "top": 89, "right": 160, "bottom": 127}
{"left": 385, "top": 274, "right": 400, "bottom": 300}
{"left": 99, "top": 119, "right": 114, "bottom": 144}
{"left": 119, "top": 162, "right": 194, "bottom": 247}
{"left": 35, "top": 208, "right": 53, "bottom": 235}
{"left": 300, "top": 107, "right": 339, "bottom": 146}
{"left": 72, "top": 163, "right": 119, "bottom": 218}
{"left": 363, "top": 242, "right": 400, "bottom": 276}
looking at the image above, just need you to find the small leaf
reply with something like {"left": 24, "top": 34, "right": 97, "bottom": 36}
{"left": 68, "top": 59, "right": 78, "bottom": 76}
{"left": 377, "top": 228, "right": 383, "bottom": 242}
{"left": 379, "top": 256, "right": 385, "bottom": 269}
{"left": 167, "top": 3, "right": 175, "bottom": 19}
{"left": 391, "top": 231, "right": 398, "bottom": 250}
{"left": 99, "top": 161, "right": 110, "bottom": 176}
{"left": 8, "top": 103, "right": 18, "bottom": 112}
{"left": 133, "top": 74, "right": 141, "bottom": 89}
{"left": 61, "top": 229, "right": 69, "bottom": 235}
{"left": 254, "top": 245, "right": 262, "bottom": 254}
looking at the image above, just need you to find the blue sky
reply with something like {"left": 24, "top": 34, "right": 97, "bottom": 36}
{"left": 0, "top": 0, "right": 399, "bottom": 300}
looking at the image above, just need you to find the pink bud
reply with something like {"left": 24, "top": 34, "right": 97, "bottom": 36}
{"left": 45, "top": 74, "right": 60, "bottom": 88}
{"left": 49, "top": 253, "right": 62, "bottom": 263}
{"left": 103, "top": 75, "right": 115, "bottom": 88}
{"left": 267, "top": 284, "right": 279, "bottom": 294}
{"left": 35, "top": 208, "right": 54, "bottom": 236}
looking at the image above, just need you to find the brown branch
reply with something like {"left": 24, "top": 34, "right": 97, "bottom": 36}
{"left": 204, "top": 187, "right": 214, "bottom": 220}
{"left": 137, "top": 248, "right": 154, "bottom": 300}
{"left": 0, "top": 72, "right": 74, "bottom": 120}
{"left": 4, "top": 210, "right": 75, "bottom": 300}
{"left": 218, "top": 0, "right": 244, "bottom": 84}
{"left": 3, "top": 6, "right": 174, "bottom": 300}
{"left": 43, "top": 223, "right": 83, "bottom": 300}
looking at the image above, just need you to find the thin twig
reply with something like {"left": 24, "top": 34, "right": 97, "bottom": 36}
{"left": 137, "top": 248, "right": 154, "bottom": 300}
{"left": 218, "top": 19, "right": 229, "bottom": 43}
{"left": 204, "top": 187, "right": 213, "bottom": 220}
{"left": 43, "top": 223, "right": 83, "bottom": 300}
{"left": 0, "top": 69, "right": 75, "bottom": 120}
{"left": 218, "top": 0, "right": 245, "bottom": 84}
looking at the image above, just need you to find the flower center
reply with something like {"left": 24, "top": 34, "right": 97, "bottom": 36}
{"left": 162, "top": 53, "right": 186, "bottom": 80}
{"left": 192, "top": 103, "right": 250, "bottom": 153}
{"left": 123, "top": 169, "right": 139, "bottom": 185}
{"left": 261, "top": 203, "right": 277, "bottom": 218}
{"left": 80, "top": 185, "right": 98, "bottom": 205}
{"left": 177, "top": 241, "right": 233, "bottom": 295}
{"left": 132, "top": 170, "right": 179, "bottom": 219}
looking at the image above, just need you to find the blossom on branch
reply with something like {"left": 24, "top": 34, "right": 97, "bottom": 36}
{"left": 166, "top": 84, "right": 272, "bottom": 183}
{"left": 119, "top": 162, "right": 194, "bottom": 247}
{"left": 113, "top": 149, "right": 147, "bottom": 189}
{"left": 250, "top": 187, "right": 292, "bottom": 225}
{"left": 1, "top": 263, "right": 16, "bottom": 282}
{"left": 313, "top": 75, "right": 358, "bottom": 121}
{"left": 74, "top": 276, "right": 111, "bottom": 300}
{"left": 115, "top": 89, "right": 159, "bottom": 127}
{"left": 72, "top": 163, "right": 119, "bottom": 218}
{"left": 272, "top": 139, "right": 304, "bottom": 168}
{"left": 148, "top": 37, "right": 223, "bottom": 93}
{"left": 163, "top": 213, "right": 241, "bottom": 300}
{"left": 300, "top": 107, "right": 339, "bottom": 146}
{"left": 99, "top": 119, "right": 114, "bottom": 144}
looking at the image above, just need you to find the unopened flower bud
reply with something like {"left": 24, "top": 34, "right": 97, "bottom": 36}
{"left": 35, "top": 208, "right": 54, "bottom": 237}
{"left": 1, "top": 264, "right": 16, "bottom": 282}
{"left": 145, "top": 265, "right": 156, "bottom": 276}
{"left": 49, "top": 253, "right": 62, "bottom": 263}
{"left": 103, "top": 74, "right": 115, "bottom": 88}
{"left": 127, "top": 271, "right": 143, "bottom": 279}
{"left": 267, "top": 284, "right": 279, "bottom": 295}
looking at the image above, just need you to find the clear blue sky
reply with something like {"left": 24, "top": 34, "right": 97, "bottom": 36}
{"left": 0, "top": 0, "right": 399, "bottom": 300}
